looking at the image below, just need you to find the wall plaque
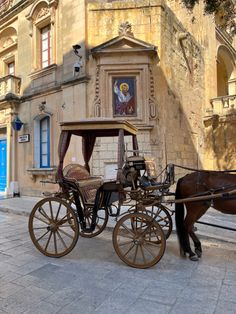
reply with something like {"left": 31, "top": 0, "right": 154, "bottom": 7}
{"left": 18, "top": 134, "right": 30, "bottom": 143}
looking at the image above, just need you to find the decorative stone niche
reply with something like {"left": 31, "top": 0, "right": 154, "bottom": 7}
{"left": 90, "top": 22, "right": 159, "bottom": 126}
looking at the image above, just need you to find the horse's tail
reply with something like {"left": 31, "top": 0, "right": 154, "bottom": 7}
{"left": 175, "top": 178, "right": 186, "bottom": 253}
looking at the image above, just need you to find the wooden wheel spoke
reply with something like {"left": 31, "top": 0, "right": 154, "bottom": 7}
{"left": 139, "top": 244, "right": 147, "bottom": 263}
{"left": 139, "top": 221, "right": 154, "bottom": 237}
{"left": 123, "top": 243, "right": 136, "bottom": 257}
{"left": 56, "top": 230, "right": 68, "bottom": 250}
{"left": 57, "top": 213, "right": 73, "bottom": 225}
{"left": 34, "top": 215, "right": 50, "bottom": 225}
{"left": 55, "top": 202, "right": 62, "bottom": 220}
{"left": 117, "top": 239, "right": 133, "bottom": 246}
{"left": 53, "top": 232, "right": 58, "bottom": 254}
{"left": 49, "top": 201, "right": 54, "bottom": 220}
{"left": 57, "top": 227, "right": 75, "bottom": 239}
{"left": 33, "top": 226, "right": 49, "bottom": 230}
{"left": 142, "top": 242, "right": 156, "bottom": 258}
{"left": 35, "top": 229, "right": 50, "bottom": 242}
{"left": 132, "top": 245, "right": 138, "bottom": 263}
{"left": 118, "top": 232, "right": 134, "bottom": 240}
{"left": 38, "top": 207, "right": 50, "bottom": 220}
{"left": 121, "top": 222, "right": 136, "bottom": 236}
{"left": 44, "top": 231, "right": 53, "bottom": 252}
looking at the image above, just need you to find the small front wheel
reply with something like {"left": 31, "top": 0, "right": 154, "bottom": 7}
{"left": 113, "top": 212, "right": 166, "bottom": 268}
{"left": 28, "top": 197, "right": 79, "bottom": 257}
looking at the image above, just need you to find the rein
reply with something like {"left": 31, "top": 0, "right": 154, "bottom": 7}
{"left": 172, "top": 164, "right": 236, "bottom": 173}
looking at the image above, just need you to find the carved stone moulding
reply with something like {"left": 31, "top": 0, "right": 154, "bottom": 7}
{"left": 0, "top": 0, "right": 13, "bottom": 15}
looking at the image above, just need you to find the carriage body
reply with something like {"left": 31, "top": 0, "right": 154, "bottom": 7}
{"left": 29, "top": 119, "right": 173, "bottom": 268}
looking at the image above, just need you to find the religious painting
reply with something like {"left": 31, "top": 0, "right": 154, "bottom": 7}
{"left": 112, "top": 77, "right": 136, "bottom": 116}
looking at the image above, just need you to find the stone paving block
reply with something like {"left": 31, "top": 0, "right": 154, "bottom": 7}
{"left": 91, "top": 293, "right": 138, "bottom": 314}
{"left": 170, "top": 297, "right": 217, "bottom": 314}
{"left": 0, "top": 270, "right": 22, "bottom": 284}
{"left": 45, "top": 287, "right": 83, "bottom": 307}
{"left": 4, "top": 253, "right": 38, "bottom": 267}
{"left": 126, "top": 298, "right": 171, "bottom": 314}
{"left": 23, "top": 300, "right": 61, "bottom": 314}
{"left": 214, "top": 300, "right": 236, "bottom": 314}
{"left": 0, "top": 282, "right": 24, "bottom": 299}
{"left": 219, "top": 283, "right": 236, "bottom": 303}
{"left": 141, "top": 281, "right": 184, "bottom": 305}
{"left": 224, "top": 270, "right": 236, "bottom": 286}
{"left": 0, "top": 286, "right": 53, "bottom": 313}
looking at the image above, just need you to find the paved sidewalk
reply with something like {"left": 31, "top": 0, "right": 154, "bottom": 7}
{"left": 0, "top": 209, "right": 236, "bottom": 314}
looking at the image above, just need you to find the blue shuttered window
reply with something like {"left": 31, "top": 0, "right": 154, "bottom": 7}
{"left": 40, "top": 116, "right": 50, "bottom": 168}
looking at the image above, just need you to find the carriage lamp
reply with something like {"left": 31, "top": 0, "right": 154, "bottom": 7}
{"left": 11, "top": 116, "right": 24, "bottom": 131}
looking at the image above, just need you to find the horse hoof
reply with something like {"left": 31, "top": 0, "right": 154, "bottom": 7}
{"left": 189, "top": 255, "right": 198, "bottom": 261}
{"left": 195, "top": 249, "right": 202, "bottom": 258}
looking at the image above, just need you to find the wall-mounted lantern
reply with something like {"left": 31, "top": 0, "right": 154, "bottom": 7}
{"left": 11, "top": 116, "right": 24, "bottom": 131}
{"left": 72, "top": 44, "right": 83, "bottom": 75}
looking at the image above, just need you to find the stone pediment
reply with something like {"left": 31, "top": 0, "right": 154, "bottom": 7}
{"left": 91, "top": 35, "right": 157, "bottom": 57}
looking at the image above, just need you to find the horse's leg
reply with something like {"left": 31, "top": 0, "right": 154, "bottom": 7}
{"left": 189, "top": 230, "right": 202, "bottom": 258}
{"left": 185, "top": 203, "right": 208, "bottom": 260}
{"left": 176, "top": 204, "right": 197, "bottom": 261}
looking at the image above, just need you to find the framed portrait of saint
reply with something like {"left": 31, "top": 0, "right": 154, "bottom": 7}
{"left": 112, "top": 77, "right": 137, "bottom": 116}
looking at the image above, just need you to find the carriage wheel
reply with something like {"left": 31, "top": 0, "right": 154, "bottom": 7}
{"left": 113, "top": 212, "right": 166, "bottom": 269}
{"left": 143, "top": 205, "right": 173, "bottom": 239}
{"left": 67, "top": 197, "right": 108, "bottom": 238}
{"left": 28, "top": 197, "right": 79, "bottom": 257}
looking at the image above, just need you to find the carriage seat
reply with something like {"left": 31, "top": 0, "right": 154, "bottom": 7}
{"left": 63, "top": 164, "right": 103, "bottom": 203}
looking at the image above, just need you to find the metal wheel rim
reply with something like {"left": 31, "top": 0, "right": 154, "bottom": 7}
{"left": 113, "top": 212, "right": 166, "bottom": 269}
{"left": 28, "top": 197, "right": 79, "bottom": 257}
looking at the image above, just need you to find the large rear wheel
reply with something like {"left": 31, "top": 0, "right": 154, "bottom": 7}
{"left": 113, "top": 212, "right": 166, "bottom": 268}
{"left": 28, "top": 197, "right": 79, "bottom": 257}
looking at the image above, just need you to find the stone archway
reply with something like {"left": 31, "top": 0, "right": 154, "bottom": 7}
{"left": 217, "top": 45, "right": 236, "bottom": 96}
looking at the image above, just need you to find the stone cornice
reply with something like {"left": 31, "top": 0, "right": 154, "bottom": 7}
{"left": 216, "top": 27, "right": 236, "bottom": 58}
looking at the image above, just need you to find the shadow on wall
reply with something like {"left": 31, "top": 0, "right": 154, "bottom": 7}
{"left": 151, "top": 63, "right": 204, "bottom": 180}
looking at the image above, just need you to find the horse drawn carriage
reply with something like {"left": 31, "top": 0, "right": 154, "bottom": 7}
{"left": 28, "top": 119, "right": 236, "bottom": 267}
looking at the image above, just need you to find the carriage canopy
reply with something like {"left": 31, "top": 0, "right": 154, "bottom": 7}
{"left": 57, "top": 119, "right": 138, "bottom": 182}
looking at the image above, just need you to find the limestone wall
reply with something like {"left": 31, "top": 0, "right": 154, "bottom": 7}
{"left": 86, "top": 0, "right": 215, "bottom": 178}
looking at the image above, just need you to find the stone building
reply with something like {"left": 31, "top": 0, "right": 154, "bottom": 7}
{"left": 0, "top": 0, "right": 235, "bottom": 196}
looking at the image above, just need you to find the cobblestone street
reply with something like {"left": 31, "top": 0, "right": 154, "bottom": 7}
{"left": 0, "top": 210, "right": 235, "bottom": 314}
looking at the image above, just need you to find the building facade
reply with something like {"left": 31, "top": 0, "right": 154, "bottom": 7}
{"left": 0, "top": 0, "right": 235, "bottom": 196}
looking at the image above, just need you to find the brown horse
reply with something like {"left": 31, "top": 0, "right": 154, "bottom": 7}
{"left": 175, "top": 171, "right": 236, "bottom": 261}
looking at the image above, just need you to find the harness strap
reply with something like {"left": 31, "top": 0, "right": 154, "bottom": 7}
{"left": 173, "top": 164, "right": 236, "bottom": 173}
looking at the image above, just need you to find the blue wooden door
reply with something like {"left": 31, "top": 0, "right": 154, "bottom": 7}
{"left": 0, "top": 139, "right": 7, "bottom": 192}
